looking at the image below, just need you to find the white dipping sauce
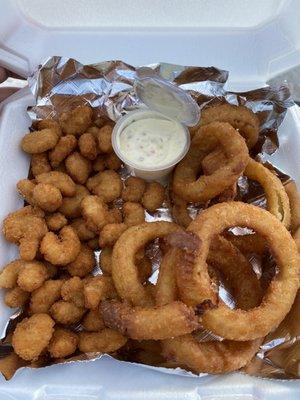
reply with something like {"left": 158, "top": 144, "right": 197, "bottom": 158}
{"left": 118, "top": 117, "right": 186, "bottom": 168}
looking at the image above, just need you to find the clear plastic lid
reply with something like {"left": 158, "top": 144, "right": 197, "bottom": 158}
{"left": 134, "top": 67, "right": 200, "bottom": 127}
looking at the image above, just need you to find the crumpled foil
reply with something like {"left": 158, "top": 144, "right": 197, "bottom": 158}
{"left": 0, "top": 56, "right": 298, "bottom": 380}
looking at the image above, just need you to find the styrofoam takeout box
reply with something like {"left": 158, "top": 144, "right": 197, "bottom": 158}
{"left": 0, "top": 0, "right": 300, "bottom": 398}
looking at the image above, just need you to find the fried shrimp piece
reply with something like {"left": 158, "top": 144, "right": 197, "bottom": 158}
{"left": 97, "top": 125, "right": 113, "bottom": 153}
{"left": 107, "top": 207, "right": 123, "bottom": 224}
{"left": 17, "top": 261, "right": 48, "bottom": 292}
{"left": 99, "top": 223, "right": 128, "bottom": 247}
{"left": 59, "top": 184, "right": 90, "bottom": 218}
{"left": 21, "top": 128, "right": 59, "bottom": 154}
{"left": 30, "top": 153, "right": 52, "bottom": 177}
{"left": 65, "top": 152, "right": 92, "bottom": 184}
{"left": 45, "top": 212, "right": 67, "bottom": 231}
{"left": 37, "top": 119, "right": 62, "bottom": 136}
{"left": 70, "top": 218, "right": 96, "bottom": 241}
{"left": 84, "top": 276, "right": 117, "bottom": 309}
{"left": 66, "top": 244, "right": 96, "bottom": 277}
{"left": 0, "top": 260, "right": 24, "bottom": 288}
{"left": 32, "top": 183, "right": 63, "bottom": 212}
{"left": 99, "top": 247, "right": 113, "bottom": 275}
{"left": 88, "top": 170, "right": 122, "bottom": 202}
{"left": 12, "top": 314, "right": 55, "bottom": 361}
{"left": 122, "top": 176, "right": 146, "bottom": 202}
{"left": 36, "top": 171, "right": 76, "bottom": 197}
{"left": 142, "top": 182, "right": 165, "bottom": 212}
{"left": 59, "top": 105, "right": 93, "bottom": 136}
{"left": 82, "top": 308, "right": 105, "bottom": 331}
{"left": 29, "top": 279, "right": 64, "bottom": 314}
{"left": 40, "top": 226, "right": 81, "bottom": 265}
{"left": 101, "top": 300, "right": 198, "bottom": 340}
{"left": 92, "top": 156, "right": 106, "bottom": 172}
{"left": 5, "top": 287, "right": 30, "bottom": 308}
{"left": 49, "top": 135, "right": 77, "bottom": 167}
{"left": 105, "top": 152, "right": 122, "bottom": 170}
{"left": 81, "top": 195, "right": 109, "bottom": 232}
{"left": 17, "top": 179, "right": 35, "bottom": 205}
{"left": 122, "top": 202, "right": 145, "bottom": 226}
{"left": 50, "top": 300, "right": 85, "bottom": 325}
{"left": 48, "top": 328, "right": 78, "bottom": 358}
{"left": 78, "top": 329, "right": 127, "bottom": 353}
{"left": 78, "top": 133, "right": 98, "bottom": 160}
{"left": 61, "top": 277, "right": 84, "bottom": 307}
{"left": 3, "top": 206, "right": 48, "bottom": 261}
{"left": 200, "top": 103, "right": 260, "bottom": 149}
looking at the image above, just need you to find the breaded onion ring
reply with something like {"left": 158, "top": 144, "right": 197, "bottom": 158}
{"left": 176, "top": 202, "right": 300, "bottom": 340}
{"left": 112, "top": 221, "right": 181, "bottom": 307}
{"left": 245, "top": 159, "right": 290, "bottom": 228}
{"left": 101, "top": 300, "right": 198, "bottom": 340}
{"left": 160, "top": 237, "right": 262, "bottom": 373}
{"left": 200, "top": 103, "right": 260, "bottom": 149}
{"left": 173, "top": 122, "right": 249, "bottom": 203}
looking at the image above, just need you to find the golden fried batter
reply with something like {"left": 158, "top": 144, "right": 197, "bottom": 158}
{"left": 49, "top": 135, "right": 77, "bottom": 167}
{"left": 40, "top": 226, "right": 81, "bottom": 266}
{"left": 17, "top": 261, "right": 48, "bottom": 292}
{"left": 61, "top": 277, "right": 84, "bottom": 307}
{"left": 78, "top": 133, "right": 98, "bottom": 160}
{"left": 21, "top": 129, "right": 59, "bottom": 154}
{"left": 30, "top": 153, "right": 52, "bottom": 177}
{"left": 123, "top": 202, "right": 145, "bottom": 226}
{"left": 36, "top": 171, "right": 76, "bottom": 197}
{"left": 59, "top": 184, "right": 89, "bottom": 218}
{"left": 65, "top": 152, "right": 92, "bottom": 184}
{"left": 33, "top": 183, "right": 63, "bottom": 212}
{"left": 45, "top": 212, "right": 67, "bottom": 231}
{"left": 48, "top": 328, "right": 78, "bottom": 358}
{"left": 12, "top": 313, "right": 55, "bottom": 361}
{"left": 59, "top": 105, "right": 93, "bottom": 136}
{"left": 97, "top": 125, "right": 113, "bottom": 153}
{"left": 29, "top": 279, "right": 64, "bottom": 314}
{"left": 122, "top": 176, "right": 146, "bottom": 202}
{"left": 78, "top": 329, "right": 127, "bottom": 353}
{"left": 5, "top": 287, "right": 29, "bottom": 308}
{"left": 50, "top": 300, "right": 85, "bottom": 324}
{"left": 66, "top": 244, "right": 96, "bottom": 277}
{"left": 99, "top": 223, "right": 127, "bottom": 247}
{"left": 142, "top": 182, "right": 165, "bottom": 212}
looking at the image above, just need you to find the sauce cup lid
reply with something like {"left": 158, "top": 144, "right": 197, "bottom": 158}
{"left": 134, "top": 67, "right": 200, "bottom": 127}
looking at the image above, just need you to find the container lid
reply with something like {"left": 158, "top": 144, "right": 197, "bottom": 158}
{"left": 0, "top": 1, "right": 300, "bottom": 83}
{"left": 134, "top": 67, "right": 200, "bottom": 126}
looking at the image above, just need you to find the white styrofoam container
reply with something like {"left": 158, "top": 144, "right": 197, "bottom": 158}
{"left": 0, "top": 0, "right": 300, "bottom": 398}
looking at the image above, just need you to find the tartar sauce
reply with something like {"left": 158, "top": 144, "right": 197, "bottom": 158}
{"left": 118, "top": 117, "right": 186, "bottom": 168}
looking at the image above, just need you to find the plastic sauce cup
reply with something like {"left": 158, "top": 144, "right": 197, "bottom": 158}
{"left": 112, "top": 109, "right": 190, "bottom": 182}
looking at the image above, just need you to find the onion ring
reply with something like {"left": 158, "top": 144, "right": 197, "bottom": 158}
{"left": 200, "top": 104, "right": 260, "bottom": 149}
{"left": 245, "top": 159, "right": 291, "bottom": 228}
{"left": 111, "top": 221, "right": 181, "bottom": 307}
{"left": 285, "top": 181, "right": 300, "bottom": 232}
{"left": 101, "top": 300, "right": 198, "bottom": 341}
{"left": 173, "top": 122, "right": 249, "bottom": 203}
{"left": 159, "top": 235, "right": 262, "bottom": 373}
{"left": 176, "top": 202, "right": 300, "bottom": 340}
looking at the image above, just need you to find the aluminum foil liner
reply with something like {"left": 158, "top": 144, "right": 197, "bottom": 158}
{"left": 0, "top": 56, "right": 298, "bottom": 381}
